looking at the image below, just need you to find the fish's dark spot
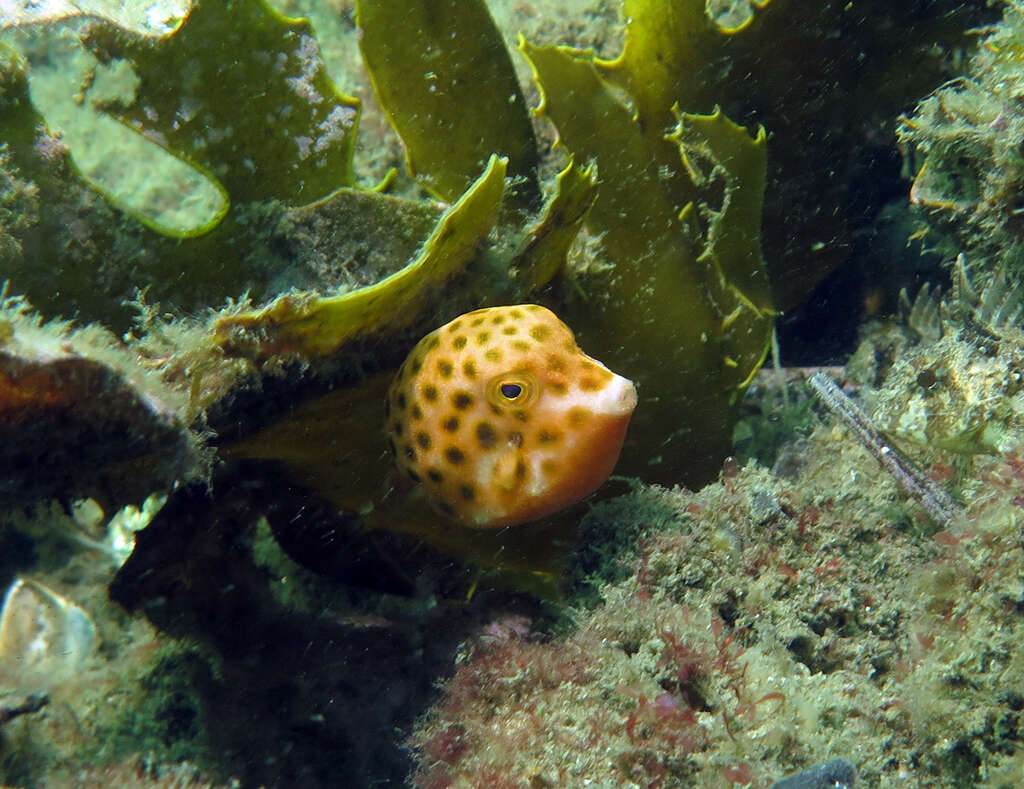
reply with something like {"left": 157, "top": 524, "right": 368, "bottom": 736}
{"left": 411, "top": 403, "right": 423, "bottom": 420}
{"left": 445, "top": 447, "right": 466, "bottom": 465}
{"left": 438, "top": 359, "right": 454, "bottom": 378}
{"left": 423, "top": 385, "right": 438, "bottom": 402}
{"left": 407, "top": 468, "right": 421, "bottom": 483}
{"left": 453, "top": 335, "right": 468, "bottom": 350}
{"left": 515, "top": 459, "right": 527, "bottom": 480}
{"left": 471, "top": 316, "right": 486, "bottom": 327}
{"left": 396, "top": 392, "right": 407, "bottom": 410}
{"left": 463, "top": 360, "right": 477, "bottom": 378}
{"left": 476, "top": 421, "right": 498, "bottom": 448}
{"left": 550, "top": 381, "right": 569, "bottom": 396}
{"left": 541, "top": 459, "right": 559, "bottom": 476}
{"left": 476, "top": 331, "right": 491, "bottom": 346}
{"left": 492, "top": 314, "right": 506, "bottom": 325}
{"left": 512, "top": 340, "right": 530, "bottom": 353}
{"left": 530, "top": 325, "right": 551, "bottom": 342}
{"left": 427, "top": 468, "right": 444, "bottom": 483}
{"left": 447, "top": 320, "right": 462, "bottom": 333}
{"left": 508, "top": 431, "right": 523, "bottom": 447}
{"left": 387, "top": 436, "right": 397, "bottom": 456}
{"left": 485, "top": 348, "right": 502, "bottom": 363}
{"left": 443, "top": 416, "right": 460, "bottom": 432}
{"left": 563, "top": 340, "right": 576, "bottom": 352}
{"left": 460, "top": 484, "right": 475, "bottom": 501}
{"left": 501, "top": 324, "right": 517, "bottom": 335}
{"left": 453, "top": 392, "right": 474, "bottom": 410}
{"left": 568, "top": 407, "right": 589, "bottom": 426}
{"left": 525, "top": 305, "right": 542, "bottom": 312}
{"left": 547, "top": 355, "right": 567, "bottom": 372}
{"left": 392, "top": 421, "right": 404, "bottom": 436}
{"left": 411, "top": 358, "right": 423, "bottom": 373}
{"left": 538, "top": 428, "right": 560, "bottom": 444}
{"left": 404, "top": 445, "right": 416, "bottom": 461}
{"left": 513, "top": 410, "right": 529, "bottom": 422}
{"left": 438, "top": 499, "right": 456, "bottom": 516}
{"left": 428, "top": 336, "right": 441, "bottom": 349}
{"left": 490, "top": 404, "right": 504, "bottom": 416}
{"left": 416, "top": 432, "right": 432, "bottom": 449}
{"left": 579, "top": 376, "right": 601, "bottom": 392}
{"left": 510, "top": 309, "right": 525, "bottom": 319}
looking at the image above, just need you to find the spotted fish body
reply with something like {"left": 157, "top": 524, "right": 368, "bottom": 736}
{"left": 386, "top": 305, "right": 638, "bottom": 529}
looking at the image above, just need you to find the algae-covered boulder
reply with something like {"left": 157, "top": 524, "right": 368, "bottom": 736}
{"left": 0, "top": 293, "right": 204, "bottom": 507}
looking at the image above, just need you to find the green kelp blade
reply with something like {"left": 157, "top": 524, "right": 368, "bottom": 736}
{"left": 672, "top": 107, "right": 773, "bottom": 319}
{"left": 520, "top": 40, "right": 772, "bottom": 486}
{"left": 519, "top": 39, "right": 698, "bottom": 270}
{"left": 356, "top": 0, "right": 539, "bottom": 208}
{"left": 224, "top": 373, "right": 397, "bottom": 517}
{"left": 672, "top": 107, "right": 773, "bottom": 390}
{"left": 0, "top": 43, "right": 48, "bottom": 255}
{"left": 80, "top": 154, "right": 228, "bottom": 239}
{"left": 0, "top": 44, "right": 223, "bottom": 320}
{"left": 597, "top": 0, "right": 771, "bottom": 134}
{"left": 84, "top": 0, "right": 360, "bottom": 208}
{"left": 592, "top": 0, "right": 775, "bottom": 224}
{"left": 215, "top": 155, "right": 508, "bottom": 359}
{"left": 510, "top": 159, "right": 597, "bottom": 293}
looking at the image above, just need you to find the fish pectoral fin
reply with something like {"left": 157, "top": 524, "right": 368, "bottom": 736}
{"left": 492, "top": 447, "right": 528, "bottom": 492}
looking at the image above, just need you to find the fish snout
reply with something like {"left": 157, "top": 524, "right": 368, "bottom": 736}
{"left": 602, "top": 371, "right": 638, "bottom": 417}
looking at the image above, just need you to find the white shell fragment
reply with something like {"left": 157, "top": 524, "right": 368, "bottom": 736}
{"left": 0, "top": 578, "right": 98, "bottom": 683}
{"left": 65, "top": 493, "right": 167, "bottom": 566}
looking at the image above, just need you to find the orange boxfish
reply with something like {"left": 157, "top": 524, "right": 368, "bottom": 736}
{"left": 386, "top": 304, "right": 637, "bottom": 529}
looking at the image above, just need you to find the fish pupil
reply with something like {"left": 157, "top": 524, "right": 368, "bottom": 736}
{"left": 500, "top": 382, "right": 523, "bottom": 400}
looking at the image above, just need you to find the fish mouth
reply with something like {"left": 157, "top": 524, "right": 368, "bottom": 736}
{"left": 604, "top": 372, "right": 638, "bottom": 417}
{"left": 582, "top": 354, "right": 638, "bottom": 417}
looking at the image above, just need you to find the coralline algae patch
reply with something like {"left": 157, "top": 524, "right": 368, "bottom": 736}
{"left": 409, "top": 426, "right": 1024, "bottom": 788}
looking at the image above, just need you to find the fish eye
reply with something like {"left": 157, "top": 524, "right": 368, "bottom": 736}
{"left": 486, "top": 374, "right": 537, "bottom": 409}
{"left": 499, "top": 382, "right": 523, "bottom": 400}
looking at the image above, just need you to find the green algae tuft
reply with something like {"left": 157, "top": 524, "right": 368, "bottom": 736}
{"left": 899, "top": 1, "right": 1024, "bottom": 288}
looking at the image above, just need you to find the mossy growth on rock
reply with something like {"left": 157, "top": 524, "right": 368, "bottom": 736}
{"left": 899, "top": 1, "right": 1024, "bottom": 286}
{"left": 410, "top": 425, "right": 1024, "bottom": 787}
